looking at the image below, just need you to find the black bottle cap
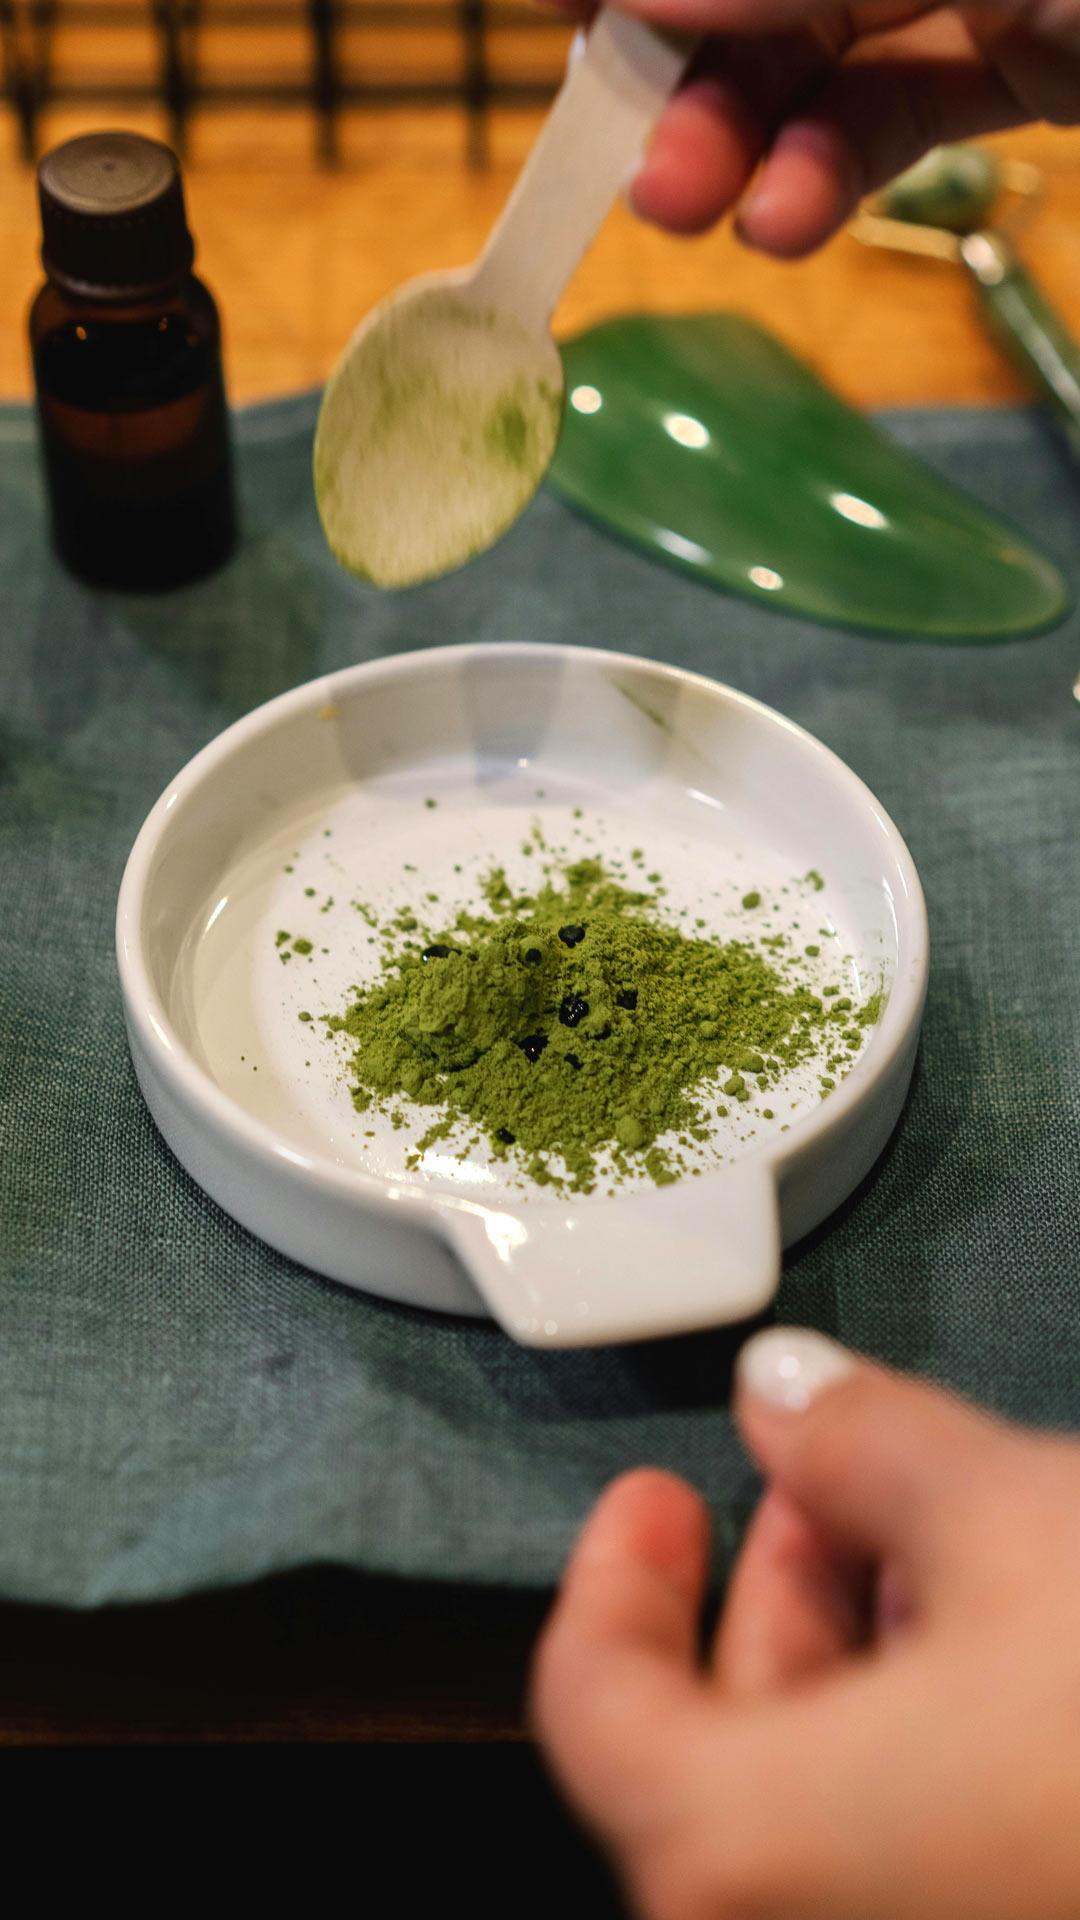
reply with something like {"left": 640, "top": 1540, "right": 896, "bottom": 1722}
{"left": 38, "top": 131, "right": 195, "bottom": 302}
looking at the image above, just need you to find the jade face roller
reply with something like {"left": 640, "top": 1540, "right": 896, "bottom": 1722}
{"left": 854, "top": 145, "right": 1080, "bottom": 459}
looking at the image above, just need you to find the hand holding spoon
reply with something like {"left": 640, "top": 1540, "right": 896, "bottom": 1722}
{"left": 314, "top": 11, "right": 692, "bottom": 589}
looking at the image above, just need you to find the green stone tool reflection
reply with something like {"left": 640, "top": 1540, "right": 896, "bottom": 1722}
{"left": 547, "top": 311, "right": 1067, "bottom": 639}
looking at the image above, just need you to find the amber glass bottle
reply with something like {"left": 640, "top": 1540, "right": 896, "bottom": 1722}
{"left": 30, "top": 131, "right": 236, "bottom": 590}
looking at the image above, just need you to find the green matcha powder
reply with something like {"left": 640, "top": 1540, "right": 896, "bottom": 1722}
{"left": 323, "top": 857, "right": 881, "bottom": 1195}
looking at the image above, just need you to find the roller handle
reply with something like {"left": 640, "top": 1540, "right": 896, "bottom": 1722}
{"left": 962, "top": 231, "right": 1080, "bottom": 458}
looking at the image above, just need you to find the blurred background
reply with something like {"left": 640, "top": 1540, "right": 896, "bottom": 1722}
{"left": 2, "top": 0, "right": 1080, "bottom": 407}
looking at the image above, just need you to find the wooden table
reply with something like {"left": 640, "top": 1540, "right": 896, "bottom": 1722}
{"left": 2, "top": 100, "right": 1079, "bottom": 1757}
{"left": 0, "top": 1575, "right": 547, "bottom": 1745}
{"left": 0, "top": 1574, "right": 626, "bottom": 1905}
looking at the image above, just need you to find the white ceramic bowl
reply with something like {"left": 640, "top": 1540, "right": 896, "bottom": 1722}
{"left": 117, "top": 643, "right": 927, "bottom": 1346}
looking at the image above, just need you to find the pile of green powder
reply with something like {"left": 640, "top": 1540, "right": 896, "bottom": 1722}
{"left": 326, "top": 857, "right": 880, "bottom": 1194}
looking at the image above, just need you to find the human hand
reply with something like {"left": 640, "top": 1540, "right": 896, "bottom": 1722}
{"left": 546, "top": 1, "right": 1080, "bottom": 255}
{"left": 532, "top": 1326, "right": 1080, "bottom": 1920}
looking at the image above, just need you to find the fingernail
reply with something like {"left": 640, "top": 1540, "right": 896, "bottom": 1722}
{"left": 735, "top": 191, "right": 769, "bottom": 234}
{"left": 737, "top": 1326, "right": 855, "bottom": 1413}
{"left": 734, "top": 172, "right": 779, "bottom": 239}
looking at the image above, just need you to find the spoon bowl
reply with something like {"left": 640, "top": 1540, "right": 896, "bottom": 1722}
{"left": 314, "top": 274, "right": 564, "bottom": 589}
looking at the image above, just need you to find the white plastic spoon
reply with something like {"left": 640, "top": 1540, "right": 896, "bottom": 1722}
{"left": 314, "top": 11, "right": 693, "bottom": 589}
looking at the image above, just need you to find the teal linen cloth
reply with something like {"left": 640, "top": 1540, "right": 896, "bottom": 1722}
{"left": 2, "top": 393, "right": 1078, "bottom": 1606}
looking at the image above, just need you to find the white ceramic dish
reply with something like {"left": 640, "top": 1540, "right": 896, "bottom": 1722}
{"left": 117, "top": 643, "right": 928, "bottom": 1347}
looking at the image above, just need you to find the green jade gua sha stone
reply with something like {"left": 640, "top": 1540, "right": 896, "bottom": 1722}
{"left": 548, "top": 311, "right": 1067, "bottom": 638}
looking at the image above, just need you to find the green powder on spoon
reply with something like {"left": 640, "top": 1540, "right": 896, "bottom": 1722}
{"left": 314, "top": 287, "right": 563, "bottom": 588}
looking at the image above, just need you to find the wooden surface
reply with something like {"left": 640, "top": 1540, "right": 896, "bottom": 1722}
{"left": 3, "top": 101, "right": 1080, "bottom": 406}
{"left": 0, "top": 1575, "right": 625, "bottom": 1904}
{"left": 0, "top": 1573, "right": 548, "bottom": 1744}
{"left": 2, "top": 87, "right": 1080, "bottom": 1748}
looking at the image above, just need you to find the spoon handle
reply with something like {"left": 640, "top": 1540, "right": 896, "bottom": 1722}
{"left": 472, "top": 10, "right": 693, "bottom": 332}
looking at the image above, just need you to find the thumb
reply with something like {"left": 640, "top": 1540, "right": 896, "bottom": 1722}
{"left": 735, "top": 1328, "right": 1027, "bottom": 1586}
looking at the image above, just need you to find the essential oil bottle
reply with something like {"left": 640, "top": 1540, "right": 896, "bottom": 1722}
{"left": 29, "top": 130, "right": 237, "bottom": 590}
